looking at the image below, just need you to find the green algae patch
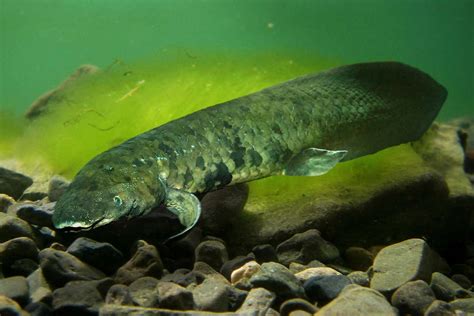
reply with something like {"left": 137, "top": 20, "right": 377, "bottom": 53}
{"left": 0, "top": 50, "right": 335, "bottom": 177}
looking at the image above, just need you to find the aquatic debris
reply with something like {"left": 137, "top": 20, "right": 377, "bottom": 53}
{"left": 116, "top": 80, "right": 146, "bottom": 102}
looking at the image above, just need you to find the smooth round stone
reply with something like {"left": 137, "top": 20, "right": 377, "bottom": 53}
{"left": 192, "top": 278, "right": 229, "bottom": 312}
{"left": 237, "top": 287, "right": 275, "bottom": 314}
{"left": 344, "top": 247, "right": 373, "bottom": 271}
{"left": 0, "top": 213, "right": 34, "bottom": 243}
{"left": 128, "top": 277, "right": 160, "bottom": 307}
{"left": 16, "top": 203, "right": 54, "bottom": 227}
{"left": 0, "top": 167, "right": 33, "bottom": 200}
{"left": 0, "top": 194, "right": 15, "bottom": 213}
{"left": 347, "top": 271, "right": 370, "bottom": 287}
{"left": 220, "top": 255, "right": 254, "bottom": 280}
{"left": 0, "top": 295, "right": 24, "bottom": 316}
{"left": 156, "top": 281, "right": 194, "bottom": 310}
{"left": 0, "top": 237, "right": 38, "bottom": 265}
{"left": 252, "top": 244, "right": 279, "bottom": 264}
{"left": 0, "top": 276, "right": 29, "bottom": 306}
{"left": 391, "top": 280, "right": 436, "bottom": 316}
{"left": 304, "top": 274, "right": 352, "bottom": 303}
{"left": 430, "top": 272, "right": 472, "bottom": 301}
{"left": 194, "top": 240, "right": 229, "bottom": 272}
{"left": 294, "top": 267, "right": 341, "bottom": 283}
{"left": 105, "top": 284, "right": 134, "bottom": 306}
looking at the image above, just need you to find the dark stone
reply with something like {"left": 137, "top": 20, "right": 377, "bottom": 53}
{"left": 390, "top": 280, "right": 436, "bottom": 316}
{"left": 237, "top": 287, "right": 275, "bottom": 315}
{"left": 24, "top": 301, "right": 53, "bottom": 316}
{"left": 20, "top": 192, "right": 47, "bottom": 202}
{"left": 252, "top": 244, "right": 279, "bottom": 264}
{"left": 114, "top": 240, "right": 163, "bottom": 285}
{"left": 276, "top": 229, "right": 340, "bottom": 266}
{"left": 347, "top": 271, "right": 370, "bottom": 287}
{"left": 220, "top": 255, "right": 254, "bottom": 280}
{"left": 304, "top": 274, "right": 352, "bottom": 303}
{"left": 15, "top": 203, "right": 54, "bottom": 228}
{"left": 227, "top": 286, "right": 247, "bottom": 311}
{"left": 156, "top": 281, "right": 194, "bottom": 310}
{"left": 128, "top": 276, "right": 160, "bottom": 307}
{"left": 0, "top": 213, "right": 34, "bottom": 242}
{"left": 0, "top": 194, "right": 15, "bottom": 213}
{"left": 192, "top": 278, "right": 229, "bottom": 312}
{"left": 39, "top": 248, "right": 106, "bottom": 288}
{"left": 279, "top": 298, "right": 318, "bottom": 316}
{"left": 52, "top": 278, "right": 114, "bottom": 315}
{"left": 194, "top": 240, "right": 228, "bottom": 272}
{"left": 424, "top": 299, "right": 456, "bottom": 316}
{"left": 451, "top": 264, "right": 474, "bottom": 282}
{"left": 430, "top": 272, "right": 472, "bottom": 301}
{"left": 344, "top": 247, "right": 373, "bottom": 271}
{"left": 0, "top": 167, "right": 33, "bottom": 199}
{"left": 0, "top": 295, "right": 24, "bottom": 316}
{"left": 452, "top": 274, "right": 472, "bottom": 289}
{"left": 161, "top": 269, "right": 205, "bottom": 287}
{"left": 0, "top": 237, "right": 38, "bottom": 265}
{"left": 48, "top": 175, "right": 70, "bottom": 202}
{"left": 0, "top": 276, "right": 29, "bottom": 306}
{"left": 249, "top": 262, "right": 305, "bottom": 301}
{"left": 7, "top": 258, "right": 39, "bottom": 277}
{"left": 105, "top": 284, "right": 133, "bottom": 306}
{"left": 67, "top": 237, "right": 124, "bottom": 275}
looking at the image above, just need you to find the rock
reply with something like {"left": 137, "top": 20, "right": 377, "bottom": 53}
{"left": 200, "top": 184, "right": 248, "bottom": 236}
{"left": 0, "top": 276, "right": 29, "bottom": 306}
{"left": 194, "top": 240, "right": 228, "bottom": 272}
{"left": 8, "top": 259, "right": 39, "bottom": 277}
{"left": 451, "top": 274, "right": 472, "bottom": 289}
{"left": 237, "top": 287, "right": 275, "bottom": 315}
{"left": 344, "top": 247, "right": 373, "bottom": 271}
{"left": 128, "top": 276, "right": 160, "bottom": 307}
{"left": 276, "top": 229, "right": 340, "bottom": 266}
{"left": 67, "top": 237, "right": 124, "bottom": 274}
{"left": 430, "top": 272, "right": 472, "bottom": 301}
{"left": 390, "top": 280, "right": 436, "bottom": 315}
{"left": 280, "top": 298, "right": 318, "bottom": 316}
{"left": 227, "top": 286, "right": 247, "bottom": 311}
{"left": 347, "top": 271, "right": 370, "bottom": 287}
{"left": 370, "top": 238, "right": 447, "bottom": 296}
{"left": 424, "top": 300, "right": 456, "bottom": 316}
{"left": 289, "top": 262, "right": 307, "bottom": 274}
{"left": 0, "top": 194, "right": 15, "bottom": 213}
{"left": 0, "top": 237, "right": 38, "bottom": 265}
{"left": 0, "top": 213, "right": 34, "bottom": 242}
{"left": 249, "top": 262, "right": 305, "bottom": 301}
{"left": 450, "top": 298, "right": 474, "bottom": 313}
{"left": 27, "top": 269, "right": 52, "bottom": 305}
{"left": 315, "top": 285, "right": 397, "bottom": 315}
{"left": 19, "top": 192, "right": 47, "bottom": 201}
{"left": 221, "top": 255, "right": 254, "bottom": 281}
{"left": 105, "top": 284, "right": 134, "bottom": 306}
{"left": 304, "top": 274, "right": 352, "bottom": 303}
{"left": 252, "top": 244, "right": 279, "bottom": 264}
{"left": 231, "top": 261, "right": 261, "bottom": 285}
{"left": 52, "top": 278, "right": 114, "bottom": 315}
{"left": 294, "top": 267, "right": 341, "bottom": 283}
{"left": 114, "top": 240, "right": 163, "bottom": 285}
{"left": 48, "top": 175, "right": 70, "bottom": 202}
{"left": 39, "top": 248, "right": 106, "bottom": 288}
{"left": 15, "top": 203, "right": 54, "bottom": 227}
{"left": 192, "top": 261, "right": 229, "bottom": 284}
{"left": 0, "top": 167, "right": 33, "bottom": 199}
{"left": 100, "top": 305, "right": 248, "bottom": 315}
{"left": 24, "top": 301, "right": 53, "bottom": 316}
{"left": 0, "top": 295, "right": 25, "bottom": 316}
{"left": 161, "top": 269, "right": 205, "bottom": 288}
{"left": 451, "top": 264, "right": 474, "bottom": 281}
{"left": 192, "top": 278, "right": 229, "bottom": 312}
{"left": 157, "top": 281, "right": 194, "bottom": 310}
{"left": 327, "top": 263, "right": 352, "bottom": 275}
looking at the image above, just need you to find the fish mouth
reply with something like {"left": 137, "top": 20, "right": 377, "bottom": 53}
{"left": 53, "top": 215, "right": 114, "bottom": 232}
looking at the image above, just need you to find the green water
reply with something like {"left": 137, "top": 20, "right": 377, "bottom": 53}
{"left": 1, "top": 0, "right": 472, "bottom": 120}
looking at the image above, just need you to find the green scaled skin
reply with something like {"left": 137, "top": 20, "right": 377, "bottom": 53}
{"left": 53, "top": 62, "right": 447, "bottom": 239}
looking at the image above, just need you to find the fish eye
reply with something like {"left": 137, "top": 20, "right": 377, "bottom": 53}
{"left": 113, "top": 195, "right": 123, "bottom": 207}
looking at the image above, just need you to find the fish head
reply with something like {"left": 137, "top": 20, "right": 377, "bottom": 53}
{"left": 53, "top": 153, "right": 166, "bottom": 230}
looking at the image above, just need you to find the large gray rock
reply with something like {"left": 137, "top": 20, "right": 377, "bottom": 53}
{"left": 315, "top": 285, "right": 397, "bottom": 316}
{"left": 237, "top": 287, "right": 275, "bottom": 315}
{"left": 370, "top": 238, "right": 448, "bottom": 296}
{"left": 0, "top": 213, "right": 35, "bottom": 243}
{"left": 0, "top": 167, "right": 33, "bottom": 200}
{"left": 0, "top": 237, "right": 38, "bottom": 265}
{"left": 219, "top": 124, "right": 474, "bottom": 254}
{"left": 192, "top": 278, "right": 229, "bottom": 312}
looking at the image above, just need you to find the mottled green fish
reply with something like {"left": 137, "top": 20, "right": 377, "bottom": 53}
{"left": 53, "top": 62, "right": 447, "bottom": 239}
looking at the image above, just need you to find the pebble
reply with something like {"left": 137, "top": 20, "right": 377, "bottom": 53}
{"left": 0, "top": 167, "right": 33, "bottom": 199}
{"left": 344, "top": 246, "right": 373, "bottom": 271}
{"left": 276, "top": 229, "right": 340, "bottom": 266}
{"left": 192, "top": 261, "right": 229, "bottom": 284}
{"left": 371, "top": 238, "right": 439, "bottom": 295}
{"left": 114, "top": 240, "right": 164, "bottom": 285}
{"left": 220, "top": 255, "right": 254, "bottom": 280}
{"left": 0, "top": 295, "right": 25, "bottom": 316}
{"left": 294, "top": 267, "right": 341, "bottom": 283}
{"left": 237, "top": 287, "right": 275, "bottom": 315}
{"left": 249, "top": 262, "right": 305, "bottom": 301}
{"left": 157, "top": 281, "right": 194, "bottom": 310}
{"left": 128, "top": 276, "right": 160, "bottom": 307}
{"left": 27, "top": 268, "right": 52, "bottom": 305}
{"left": 347, "top": 271, "right": 370, "bottom": 287}
{"left": 424, "top": 300, "right": 456, "bottom": 316}
{"left": 0, "top": 193, "right": 15, "bottom": 213}
{"left": 192, "top": 277, "right": 229, "bottom": 312}
{"left": 105, "top": 284, "right": 134, "bottom": 306}
{"left": 230, "top": 260, "right": 261, "bottom": 285}
{"left": 161, "top": 269, "right": 205, "bottom": 287}
{"left": 15, "top": 203, "right": 54, "bottom": 227}
{"left": 304, "top": 274, "right": 352, "bottom": 303}
{"left": 47, "top": 175, "right": 70, "bottom": 202}
{"left": 252, "top": 244, "right": 279, "bottom": 263}
{"left": 24, "top": 301, "right": 53, "bottom": 316}
{"left": 451, "top": 274, "right": 472, "bottom": 289}
{"left": 52, "top": 278, "right": 114, "bottom": 315}
{"left": 0, "top": 237, "right": 38, "bottom": 265}
{"left": 315, "top": 284, "right": 397, "bottom": 315}
{"left": 430, "top": 272, "right": 472, "bottom": 301}
{"left": 0, "top": 213, "right": 35, "bottom": 242}
{"left": 450, "top": 298, "right": 474, "bottom": 313}
{"left": 390, "top": 280, "right": 436, "bottom": 315}
{"left": 39, "top": 248, "right": 106, "bottom": 288}
{"left": 194, "top": 239, "right": 229, "bottom": 272}
{"left": 0, "top": 276, "right": 29, "bottom": 306}
{"left": 280, "top": 298, "right": 318, "bottom": 316}
{"left": 67, "top": 237, "right": 124, "bottom": 274}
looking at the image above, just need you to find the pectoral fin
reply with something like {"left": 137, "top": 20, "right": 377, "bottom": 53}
{"left": 165, "top": 188, "right": 201, "bottom": 240}
{"left": 283, "top": 148, "right": 348, "bottom": 176}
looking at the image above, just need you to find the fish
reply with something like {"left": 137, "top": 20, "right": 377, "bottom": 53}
{"left": 52, "top": 62, "right": 447, "bottom": 239}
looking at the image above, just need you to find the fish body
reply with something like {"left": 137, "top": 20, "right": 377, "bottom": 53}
{"left": 53, "top": 62, "right": 447, "bottom": 238}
